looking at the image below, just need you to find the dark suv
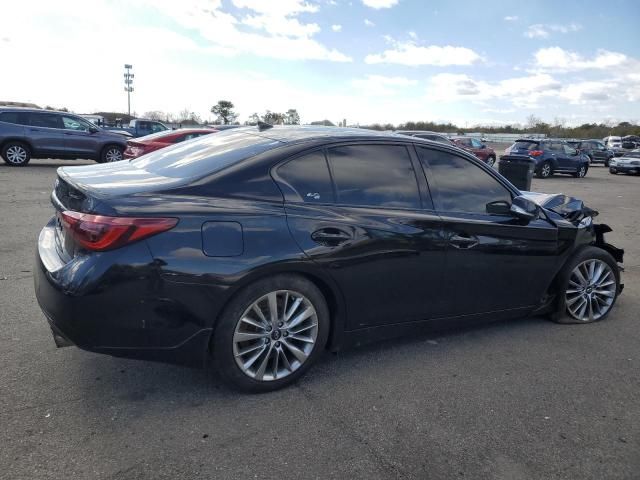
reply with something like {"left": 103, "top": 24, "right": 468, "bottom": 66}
{"left": 0, "top": 108, "right": 127, "bottom": 166}
{"left": 567, "top": 139, "right": 614, "bottom": 166}
{"left": 507, "top": 139, "right": 590, "bottom": 178}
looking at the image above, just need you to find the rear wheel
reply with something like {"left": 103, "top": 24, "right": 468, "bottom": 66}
{"left": 551, "top": 247, "right": 620, "bottom": 324}
{"left": 1, "top": 142, "right": 31, "bottom": 166}
{"left": 486, "top": 156, "right": 496, "bottom": 167}
{"left": 537, "top": 161, "right": 552, "bottom": 178}
{"left": 212, "top": 275, "right": 329, "bottom": 392}
{"left": 99, "top": 145, "right": 124, "bottom": 163}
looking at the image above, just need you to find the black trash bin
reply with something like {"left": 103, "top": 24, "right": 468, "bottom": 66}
{"left": 498, "top": 155, "right": 535, "bottom": 191}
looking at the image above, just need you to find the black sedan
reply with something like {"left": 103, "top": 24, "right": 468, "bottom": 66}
{"left": 35, "top": 126, "right": 624, "bottom": 392}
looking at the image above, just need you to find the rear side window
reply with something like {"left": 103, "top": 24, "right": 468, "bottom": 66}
{"left": 0, "top": 112, "right": 29, "bottom": 125}
{"left": 417, "top": 147, "right": 512, "bottom": 215}
{"left": 131, "top": 129, "right": 281, "bottom": 179}
{"left": 327, "top": 145, "right": 421, "bottom": 209}
{"left": 29, "top": 113, "right": 62, "bottom": 129}
{"left": 278, "top": 151, "right": 334, "bottom": 203}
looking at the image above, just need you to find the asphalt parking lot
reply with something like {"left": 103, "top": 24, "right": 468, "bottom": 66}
{"left": 1, "top": 159, "right": 638, "bottom": 480}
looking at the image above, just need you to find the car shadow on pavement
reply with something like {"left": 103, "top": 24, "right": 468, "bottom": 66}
{"left": 70, "top": 314, "right": 552, "bottom": 406}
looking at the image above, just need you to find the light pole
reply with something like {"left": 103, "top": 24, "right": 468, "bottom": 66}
{"left": 123, "top": 64, "right": 134, "bottom": 117}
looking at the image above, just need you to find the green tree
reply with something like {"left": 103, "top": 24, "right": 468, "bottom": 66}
{"left": 211, "top": 100, "right": 237, "bottom": 125}
{"left": 284, "top": 109, "right": 301, "bottom": 125}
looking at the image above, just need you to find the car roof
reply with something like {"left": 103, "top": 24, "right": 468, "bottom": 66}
{"left": 0, "top": 107, "right": 74, "bottom": 115}
{"left": 238, "top": 125, "right": 420, "bottom": 144}
{"left": 394, "top": 130, "right": 444, "bottom": 136}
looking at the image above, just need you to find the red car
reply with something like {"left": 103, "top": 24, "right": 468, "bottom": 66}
{"left": 123, "top": 128, "right": 218, "bottom": 159}
{"left": 452, "top": 137, "right": 497, "bottom": 166}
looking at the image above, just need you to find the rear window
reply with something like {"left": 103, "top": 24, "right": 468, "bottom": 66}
{"left": 130, "top": 129, "right": 282, "bottom": 178}
{"left": 513, "top": 141, "right": 539, "bottom": 150}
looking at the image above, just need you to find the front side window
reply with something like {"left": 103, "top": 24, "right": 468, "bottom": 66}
{"left": 563, "top": 144, "right": 577, "bottom": 155}
{"left": 278, "top": 151, "right": 334, "bottom": 203}
{"left": 150, "top": 123, "right": 166, "bottom": 133}
{"left": 418, "top": 147, "right": 512, "bottom": 215}
{"left": 470, "top": 138, "right": 483, "bottom": 148}
{"left": 62, "top": 116, "right": 92, "bottom": 131}
{"left": 327, "top": 144, "right": 421, "bottom": 209}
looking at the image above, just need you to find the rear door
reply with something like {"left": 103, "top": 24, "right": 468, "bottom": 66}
{"left": 278, "top": 143, "right": 448, "bottom": 329}
{"left": 417, "top": 146, "right": 560, "bottom": 316}
{"left": 61, "top": 115, "right": 99, "bottom": 157}
{"left": 25, "top": 113, "right": 67, "bottom": 156}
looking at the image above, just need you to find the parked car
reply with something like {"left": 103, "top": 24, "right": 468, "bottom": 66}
{"left": 621, "top": 135, "right": 640, "bottom": 150}
{"left": 609, "top": 150, "right": 640, "bottom": 175}
{"left": 394, "top": 130, "right": 454, "bottom": 145}
{"left": 124, "top": 128, "right": 218, "bottom": 159}
{"left": 35, "top": 127, "right": 623, "bottom": 392}
{"left": 451, "top": 137, "right": 497, "bottom": 166}
{"left": 567, "top": 139, "right": 614, "bottom": 166}
{"left": 0, "top": 108, "right": 127, "bottom": 166}
{"left": 506, "top": 139, "right": 590, "bottom": 178}
{"left": 108, "top": 119, "right": 170, "bottom": 138}
{"left": 603, "top": 136, "right": 626, "bottom": 156}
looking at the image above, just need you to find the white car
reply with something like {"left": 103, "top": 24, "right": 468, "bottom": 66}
{"left": 603, "top": 136, "right": 622, "bottom": 149}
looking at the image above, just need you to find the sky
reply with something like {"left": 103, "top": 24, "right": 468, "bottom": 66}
{"left": 2, "top": 0, "right": 639, "bottom": 127}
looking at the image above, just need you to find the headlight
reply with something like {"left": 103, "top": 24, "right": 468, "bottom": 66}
{"left": 609, "top": 159, "right": 617, "bottom": 166}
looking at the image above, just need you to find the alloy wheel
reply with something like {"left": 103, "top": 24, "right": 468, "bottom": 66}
{"left": 232, "top": 290, "right": 319, "bottom": 381}
{"left": 105, "top": 148, "right": 123, "bottom": 162}
{"left": 6, "top": 145, "right": 27, "bottom": 164}
{"left": 565, "top": 259, "right": 616, "bottom": 322}
{"left": 578, "top": 165, "right": 587, "bottom": 177}
{"left": 487, "top": 157, "right": 496, "bottom": 167}
{"left": 541, "top": 163, "right": 551, "bottom": 178}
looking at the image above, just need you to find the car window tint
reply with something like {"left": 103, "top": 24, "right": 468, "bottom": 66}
{"left": 563, "top": 144, "right": 576, "bottom": 155}
{"left": 62, "top": 116, "right": 90, "bottom": 131}
{"left": 417, "top": 147, "right": 512, "bottom": 215}
{"left": 150, "top": 123, "right": 166, "bottom": 133}
{"left": 131, "top": 129, "right": 281, "bottom": 179}
{"left": 471, "top": 138, "right": 483, "bottom": 148}
{"left": 513, "top": 141, "right": 539, "bottom": 150}
{"left": 327, "top": 144, "right": 420, "bottom": 209}
{"left": 29, "top": 113, "right": 62, "bottom": 129}
{"left": 278, "top": 151, "right": 334, "bottom": 203}
{"left": 0, "top": 112, "right": 28, "bottom": 125}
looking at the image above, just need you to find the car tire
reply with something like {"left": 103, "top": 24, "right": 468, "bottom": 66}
{"left": 550, "top": 246, "right": 621, "bottom": 324}
{"left": 486, "top": 156, "right": 496, "bottom": 167}
{"left": 99, "top": 145, "right": 124, "bottom": 163}
{"left": 1, "top": 141, "right": 31, "bottom": 166}
{"left": 609, "top": 168, "right": 617, "bottom": 174}
{"left": 573, "top": 164, "right": 588, "bottom": 178}
{"left": 212, "top": 274, "right": 330, "bottom": 393}
{"left": 537, "top": 161, "right": 553, "bottom": 178}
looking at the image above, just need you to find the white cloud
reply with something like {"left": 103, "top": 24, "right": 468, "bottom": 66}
{"left": 331, "top": 24, "right": 342, "bottom": 32}
{"left": 524, "top": 23, "right": 582, "bottom": 38}
{"left": 364, "top": 18, "right": 375, "bottom": 27}
{"left": 503, "top": 15, "right": 518, "bottom": 21}
{"left": 534, "top": 47, "right": 627, "bottom": 71}
{"left": 361, "top": 0, "right": 399, "bottom": 8}
{"left": 365, "top": 38, "right": 481, "bottom": 66}
{"left": 352, "top": 75, "right": 417, "bottom": 95}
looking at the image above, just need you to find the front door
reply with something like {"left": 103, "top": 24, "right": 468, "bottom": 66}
{"left": 61, "top": 115, "right": 99, "bottom": 158}
{"left": 276, "top": 144, "right": 448, "bottom": 329}
{"left": 416, "top": 146, "right": 560, "bottom": 316}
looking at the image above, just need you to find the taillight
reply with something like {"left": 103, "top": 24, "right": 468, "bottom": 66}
{"left": 60, "top": 211, "right": 177, "bottom": 251}
{"left": 529, "top": 150, "right": 544, "bottom": 156}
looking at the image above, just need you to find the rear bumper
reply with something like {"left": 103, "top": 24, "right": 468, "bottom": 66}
{"left": 34, "top": 220, "right": 212, "bottom": 367}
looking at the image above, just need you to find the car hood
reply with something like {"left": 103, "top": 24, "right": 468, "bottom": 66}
{"left": 520, "top": 191, "right": 597, "bottom": 224}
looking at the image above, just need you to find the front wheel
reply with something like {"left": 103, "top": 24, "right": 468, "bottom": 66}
{"left": 212, "top": 275, "right": 330, "bottom": 392}
{"left": 486, "top": 156, "right": 496, "bottom": 168}
{"left": 551, "top": 247, "right": 621, "bottom": 324}
{"left": 574, "top": 164, "right": 588, "bottom": 178}
{"left": 2, "top": 142, "right": 31, "bottom": 166}
{"left": 99, "top": 145, "right": 124, "bottom": 163}
{"left": 609, "top": 168, "right": 618, "bottom": 174}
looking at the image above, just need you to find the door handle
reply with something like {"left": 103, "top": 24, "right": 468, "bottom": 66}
{"left": 450, "top": 234, "right": 478, "bottom": 249}
{"left": 311, "top": 228, "right": 353, "bottom": 247}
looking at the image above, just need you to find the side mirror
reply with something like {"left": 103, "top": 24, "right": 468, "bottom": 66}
{"left": 481, "top": 144, "right": 487, "bottom": 149}
{"left": 89, "top": 126, "right": 99, "bottom": 134}
{"left": 510, "top": 195, "right": 540, "bottom": 222}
